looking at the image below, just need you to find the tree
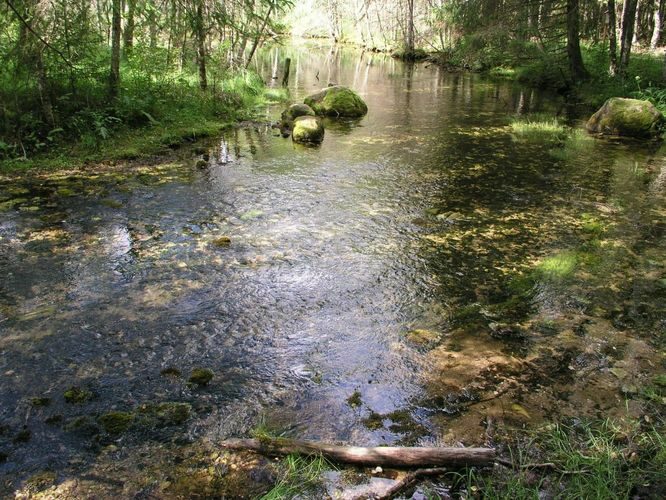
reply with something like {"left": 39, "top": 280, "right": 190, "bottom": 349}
{"left": 609, "top": 0, "right": 618, "bottom": 75}
{"left": 109, "top": 0, "right": 122, "bottom": 99}
{"left": 619, "top": 0, "right": 639, "bottom": 74}
{"left": 566, "top": 0, "right": 588, "bottom": 82}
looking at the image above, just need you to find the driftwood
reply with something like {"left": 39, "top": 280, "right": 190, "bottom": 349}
{"left": 219, "top": 438, "right": 495, "bottom": 468}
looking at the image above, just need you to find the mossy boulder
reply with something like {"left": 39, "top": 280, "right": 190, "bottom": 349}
{"left": 292, "top": 116, "right": 325, "bottom": 145}
{"left": 63, "top": 386, "right": 93, "bottom": 404}
{"left": 280, "top": 103, "right": 315, "bottom": 128}
{"left": 137, "top": 402, "right": 192, "bottom": 427}
{"left": 586, "top": 98, "right": 665, "bottom": 139}
{"left": 98, "top": 411, "right": 133, "bottom": 435}
{"left": 189, "top": 368, "right": 214, "bottom": 386}
{"left": 304, "top": 86, "right": 368, "bottom": 118}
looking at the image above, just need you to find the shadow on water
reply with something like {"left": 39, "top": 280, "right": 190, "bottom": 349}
{"left": 1, "top": 42, "right": 665, "bottom": 495}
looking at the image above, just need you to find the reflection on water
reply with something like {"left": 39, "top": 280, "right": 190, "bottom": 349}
{"left": 1, "top": 43, "right": 664, "bottom": 493}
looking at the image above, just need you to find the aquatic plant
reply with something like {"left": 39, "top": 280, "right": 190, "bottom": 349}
{"left": 261, "top": 454, "right": 333, "bottom": 500}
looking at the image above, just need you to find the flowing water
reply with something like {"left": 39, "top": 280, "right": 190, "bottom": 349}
{"left": 1, "top": 44, "right": 665, "bottom": 496}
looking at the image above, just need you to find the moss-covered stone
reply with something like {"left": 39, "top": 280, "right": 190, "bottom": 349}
{"left": 304, "top": 86, "right": 368, "bottom": 118}
{"left": 98, "top": 411, "right": 133, "bottom": 435}
{"left": 189, "top": 368, "right": 214, "bottom": 386}
{"left": 280, "top": 103, "right": 315, "bottom": 128}
{"left": 30, "top": 397, "right": 51, "bottom": 407}
{"left": 137, "top": 402, "right": 192, "bottom": 427}
{"left": 586, "top": 98, "right": 665, "bottom": 139}
{"left": 346, "top": 390, "right": 363, "bottom": 408}
{"left": 64, "top": 416, "right": 101, "bottom": 437}
{"left": 63, "top": 386, "right": 93, "bottom": 404}
{"left": 24, "top": 471, "right": 57, "bottom": 492}
{"left": 292, "top": 116, "right": 325, "bottom": 145}
{"left": 361, "top": 411, "right": 384, "bottom": 430}
{"left": 212, "top": 236, "right": 232, "bottom": 247}
{"left": 160, "top": 367, "right": 182, "bottom": 377}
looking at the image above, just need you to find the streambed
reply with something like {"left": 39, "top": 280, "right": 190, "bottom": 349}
{"left": 1, "top": 44, "right": 664, "bottom": 497}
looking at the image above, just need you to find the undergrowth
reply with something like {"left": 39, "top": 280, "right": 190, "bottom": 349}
{"left": 457, "top": 419, "right": 666, "bottom": 499}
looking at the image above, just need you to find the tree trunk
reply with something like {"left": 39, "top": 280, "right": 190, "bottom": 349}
{"left": 244, "top": 5, "right": 274, "bottom": 69}
{"left": 195, "top": 0, "right": 207, "bottom": 90}
{"left": 123, "top": 0, "right": 136, "bottom": 56}
{"left": 219, "top": 438, "right": 496, "bottom": 468}
{"left": 651, "top": 0, "right": 664, "bottom": 49}
{"left": 620, "top": 0, "right": 639, "bottom": 73}
{"left": 109, "top": 0, "right": 122, "bottom": 99}
{"left": 566, "top": 0, "right": 589, "bottom": 82}
{"left": 406, "top": 0, "right": 415, "bottom": 52}
{"left": 609, "top": 0, "right": 618, "bottom": 75}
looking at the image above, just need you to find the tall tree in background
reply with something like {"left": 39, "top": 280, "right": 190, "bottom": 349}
{"left": 194, "top": 0, "right": 207, "bottom": 90}
{"left": 123, "top": 0, "right": 137, "bottom": 56}
{"left": 609, "top": 0, "right": 618, "bottom": 75}
{"left": 619, "top": 0, "right": 639, "bottom": 73}
{"left": 651, "top": 0, "right": 664, "bottom": 49}
{"left": 109, "top": 0, "right": 122, "bottom": 99}
{"left": 566, "top": 0, "right": 588, "bottom": 81}
{"left": 406, "top": 0, "right": 415, "bottom": 53}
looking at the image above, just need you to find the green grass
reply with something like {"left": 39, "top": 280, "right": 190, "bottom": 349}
{"left": 534, "top": 251, "right": 578, "bottom": 281}
{"left": 261, "top": 454, "right": 333, "bottom": 499}
{"left": 510, "top": 116, "right": 567, "bottom": 143}
{"left": 460, "top": 419, "right": 666, "bottom": 499}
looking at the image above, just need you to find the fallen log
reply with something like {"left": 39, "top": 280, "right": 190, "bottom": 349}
{"left": 219, "top": 438, "right": 495, "bottom": 468}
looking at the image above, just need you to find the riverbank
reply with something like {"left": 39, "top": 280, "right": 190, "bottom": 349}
{"left": 0, "top": 73, "right": 286, "bottom": 175}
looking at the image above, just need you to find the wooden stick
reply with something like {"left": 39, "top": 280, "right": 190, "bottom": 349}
{"left": 219, "top": 438, "right": 495, "bottom": 468}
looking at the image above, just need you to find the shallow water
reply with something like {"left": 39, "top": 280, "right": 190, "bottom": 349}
{"left": 1, "top": 43, "right": 665, "bottom": 494}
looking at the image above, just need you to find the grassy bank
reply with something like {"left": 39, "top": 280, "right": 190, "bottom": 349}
{"left": 0, "top": 50, "right": 286, "bottom": 174}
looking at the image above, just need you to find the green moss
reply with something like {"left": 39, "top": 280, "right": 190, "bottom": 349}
{"left": 30, "top": 397, "right": 51, "bottom": 407}
{"left": 346, "top": 390, "right": 363, "bottom": 408}
{"left": 580, "top": 213, "right": 605, "bottom": 236}
{"left": 535, "top": 252, "right": 578, "bottom": 281}
{"left": 64, "top": 416, "right": 101, "bottom": 437}
{"left": 189, "top": 368, "right": 214, "bottom": 386}
{"left": 587, "top": 98, "right": 665, "bottom": 138}
{"left": 281, "top": 103, "right": 315, "bottom": 127}
{"left": 137, "top": 402, "right": 192, "bottom": 427}
{"left": 63, "top": 386, "right": 93, "bottom": 404}
{"left": 101, "top": 198, "right": 123, "bottom": 208}
{"left": 304, "top": 86, "right": 368, "bottom": 118}
{"left": 212, "top": 236, "right": 232, "bottom": 247}
{"left": 361, "top": 411, "right": 384, "bottom": 430}
{"left": 160, "top": 367, "right": 182, "bottom": 377}
{"left": 24, "top": 471, "right": 57, "bottom": 492}
{"left": 292, "top": 116, "right": 325, "bottom": 145}
{"left": 98, "top": 411, "right": 133, "bottom": 435}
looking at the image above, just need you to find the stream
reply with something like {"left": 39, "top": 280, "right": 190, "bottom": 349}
{"left": 1, "top": 43, "right": 664, "bottom": 497}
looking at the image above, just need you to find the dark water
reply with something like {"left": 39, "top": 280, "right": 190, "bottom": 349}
{"left": 1, "top": 43, "right": 664, "bottom": 493}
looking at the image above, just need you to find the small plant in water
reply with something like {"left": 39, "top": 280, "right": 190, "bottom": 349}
{"left": 261, "top": 454, "right": 333, "bottom": 500}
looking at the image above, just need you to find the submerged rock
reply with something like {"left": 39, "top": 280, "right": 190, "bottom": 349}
{"left": 189, "top": 368, "right": 214, "bottom": 386}
{"left": 304, "top": 86, "right": 368, "bottom": 118}
{"left": 586, "top": 98, "right": 665, "bottom": 139}
{"left": 292, "top": 116, "right": 325, "bottom": 144}
{"left": 98, "top": 411, "right": 133, "bottom": 435}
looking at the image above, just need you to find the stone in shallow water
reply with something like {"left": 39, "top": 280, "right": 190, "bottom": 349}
{"left": 189, "top": 368, "right": 214, "bottom": 386}
{"left": 292, "top": 116, "right": 325, "bottom": 145}
{"left": 586, "top": 98, "right": 665, "bottom": 139}
{"left": 304, "top": 86, "right": 368, "bottom": 118}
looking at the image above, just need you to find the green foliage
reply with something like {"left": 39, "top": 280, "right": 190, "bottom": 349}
{"left": 261, "top": 454, "right": 332, "bottom": 499}
{"left": 461, "top": 420, "right": 666, "bottom": 499}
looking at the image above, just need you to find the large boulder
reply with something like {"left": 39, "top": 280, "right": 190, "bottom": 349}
{"left": 280, "top": 103, "right": 315, "bottom": 128}
{"left": 304, "top": 86, "right": 368, "bottom": 118}
{"left": 292, "top": 116, "right": 325, "bottom": 145}
{"left": 586, "top": 98, "right": 665, "bottom": 139}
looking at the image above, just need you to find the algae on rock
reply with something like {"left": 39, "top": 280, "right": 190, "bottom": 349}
{"left": 586, "top": 98, "right": 665, "bottom": 139}
{"left": 304, "top": 86, "right": 368, "bottom": 118}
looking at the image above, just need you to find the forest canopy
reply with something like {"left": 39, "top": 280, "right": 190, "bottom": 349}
{"left": 0, "top": 0, "right": 664, "bottom": 161}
